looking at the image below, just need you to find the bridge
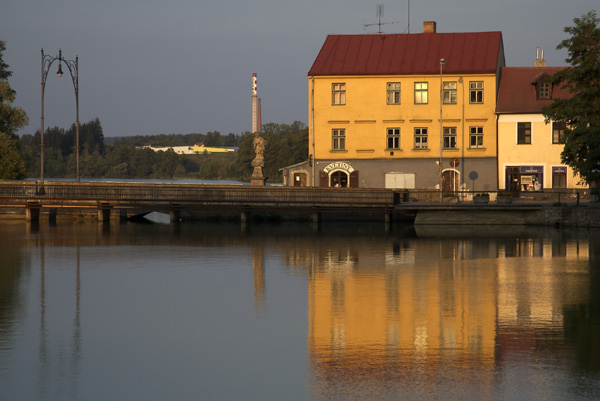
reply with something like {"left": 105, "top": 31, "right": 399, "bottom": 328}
{"left": 0, "top": 181, "right": 400, "bottom": 223}
{"left": 0, "top": 181, "right": 592, "bottom": 226}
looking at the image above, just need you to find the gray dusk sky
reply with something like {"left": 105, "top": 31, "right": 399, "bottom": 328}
{"left": 1, "top": 0, "right": 597, "bottom": 138}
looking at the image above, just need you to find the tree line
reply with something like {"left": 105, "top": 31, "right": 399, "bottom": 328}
{"left": 17, "top": 118, "right": 308, "bottom": 182}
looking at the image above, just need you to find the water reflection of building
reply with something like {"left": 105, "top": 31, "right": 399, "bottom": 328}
{"left": 292, "top": 232, "right": 593, "bottom": 397}
{"left": 308, "top": 247, "right": 497, "bottom": 383}
{"left": 496, "top": 239, "right": 590, "bottom": 367}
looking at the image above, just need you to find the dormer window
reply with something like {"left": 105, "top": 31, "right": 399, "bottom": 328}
{"left": 530, "top": 72, "right": 553, "bottom": 100}
{"left": 539, "top": 82, "right": 552, "bottom": 99}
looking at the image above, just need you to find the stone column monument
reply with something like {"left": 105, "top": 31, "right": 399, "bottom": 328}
{"left": 251, "top": 133, "right": 267, "bottom": 186}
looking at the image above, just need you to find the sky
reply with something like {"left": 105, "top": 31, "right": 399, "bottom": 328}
{"left": 1, "top": 0, "right": 597, "bottom": 139}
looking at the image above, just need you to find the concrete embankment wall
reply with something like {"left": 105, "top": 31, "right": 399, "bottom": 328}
{"left": 414, "top": 206, "right": 600, "bottom": 228}
{"left": 3, "top": 204, "right": 600, "bottom": 227}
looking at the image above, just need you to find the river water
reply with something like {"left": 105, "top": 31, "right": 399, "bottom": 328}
{"left": 0, "top": 220, "right": 599, "bottom": 401}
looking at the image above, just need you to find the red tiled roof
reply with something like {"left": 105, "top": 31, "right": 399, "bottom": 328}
{"left": 496, "top": 67, "right": 572, "bottom": 114}
{"left": 308, "top": 32, "right": 504, "bottom": 76}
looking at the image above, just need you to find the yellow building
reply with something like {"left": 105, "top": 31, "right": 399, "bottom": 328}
{"left": 288, "top": 22, "right": 505, "bottom": 190}
{"left": 496, "top": 65, "right": 586, "bottom": 191}
{"left": 192, "top": 144, "right": 235, "bottom": 153}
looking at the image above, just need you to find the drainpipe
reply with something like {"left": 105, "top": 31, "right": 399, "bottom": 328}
{"left": 460, "top": 77, "right": 465, "bottom": 192}
{"left": 439, "top": 59, "right": 445, "bottom": 201}
{"left": 496, "top": 113, "right": 500, "bottom": 190}
{"left": 311, "top": 76, "right": 316, "bottom": 187}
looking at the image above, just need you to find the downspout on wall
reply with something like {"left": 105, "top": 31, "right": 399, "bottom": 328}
{"left": 496, "top": 113, "right": 500, "bottom": 190}
{"left": 460, "top": 76, "right": 465, "bottom": 189}
{"left": 310, "top": 76, "right": 316, "bottom": 187}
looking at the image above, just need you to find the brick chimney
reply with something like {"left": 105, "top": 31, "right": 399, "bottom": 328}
{"left": 534, "top": 47, "right": 546, "bottom": 67}
{"left": 423, "top": 21, "right": 437, "bottom": 33}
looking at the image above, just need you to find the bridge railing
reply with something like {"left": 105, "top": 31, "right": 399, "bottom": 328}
{"left": 400, "top": 189, "right": 592, "bottom": 204}
{"left": 0, "top": 181, "right": 394, "bottom": 208}
{"left": 0, "top": 181, "right": 592, "bottom": 207}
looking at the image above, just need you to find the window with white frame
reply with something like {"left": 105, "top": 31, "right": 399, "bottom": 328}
{"left": 414, "top": 82, "right": 428, "bottom": 104}
{"left": 414, "top": 128, "right": 428, "bottom": 149}
{"left": 443, "top": 127, "right": 457, "bottom": 149}
{"left": 387, "top": 128, "right": 400, "bottom": 149}
{"left": 517, "top": 122, "right": 531, "bottom": 144}
{"left": 539, "top": 82, "right": 552, "bottom": 99}
{"left": 332, "top": 83, "right": 346, "bottom": 105}
{"left": 552, "top": 121, "right": 566, "bottom": 144}
{"left": 387, "top": 82, "right": 401, "bottom": 104}
{"left": 469, "top": 81, "right": 483, "bottom": 103}
{"left": 469, "top": 126, "right": 483, "bottom": 148}
{"left": 332, "top": 129, "right": 346, "bottom": 150}
{"left": 443, "top": 82, "right": 457, "bottom": 104}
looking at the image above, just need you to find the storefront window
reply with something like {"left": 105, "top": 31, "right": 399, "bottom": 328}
{"left": 519, "top": 166, "right": 543, "bottom": 191}
{"left": 505, "top": 166, "right": 544, "bottom": 191}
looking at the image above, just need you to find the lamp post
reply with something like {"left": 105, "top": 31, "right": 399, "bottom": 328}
{"left": 439, "top": 58, "right": 445, "bottom": 202}
{"left": 41, "top": 48, "right": 80, "bottom": 193}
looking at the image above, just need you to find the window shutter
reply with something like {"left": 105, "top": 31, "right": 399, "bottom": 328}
{"left": 350, "top": 171, "right": 359, "bottom": 187}
{"left": 319, "top": 171, "right": 329, "bottom": 187}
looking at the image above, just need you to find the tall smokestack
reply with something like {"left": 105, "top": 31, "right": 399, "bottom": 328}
{"left": 257, "top": 98, "right": 262, "bottom": 133}
{"left": 252, "top": 73, "right": 258, "bottom": 133}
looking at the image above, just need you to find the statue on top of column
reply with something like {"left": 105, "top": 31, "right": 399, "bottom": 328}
{"left": 251, "top": 133, "right": 267, "bottom": 186}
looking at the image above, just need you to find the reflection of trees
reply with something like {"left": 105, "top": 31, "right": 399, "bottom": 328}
{"left": 0, "top": 249, "right": 24, "bottom": 326}
{"left": 0, "top": 226, "right": 28, "bottom": 360}
{"left": 563, "top": 261, "right": 600, "bottom": 372}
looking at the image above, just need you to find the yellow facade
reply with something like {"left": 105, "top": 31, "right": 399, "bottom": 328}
{"left": 300, "top": 29, "right": 505, "bottom": 189}
{"left": 192, "top": 144, "right": 234, "bottom": 153}
{"left": 309, "top": 74, "right": 498, "bottom": 161}
{"left": 498, "top": 114, "right": 585, "bottom": 190}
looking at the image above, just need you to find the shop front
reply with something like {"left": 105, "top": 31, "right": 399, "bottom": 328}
{"left": 505, "top": 166, "right": 544, "bottom": 192}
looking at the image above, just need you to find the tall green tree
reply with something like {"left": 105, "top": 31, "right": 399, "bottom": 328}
{"left": 203, "top": 131, "right": 222, "bottom": 147}
{"left": 543, "top": 10, "right": 600, "bottom": 184}
{"left": 0, "top": 132, "right": 26, "bottom": 179}
{"left": 0, "top": 40, "right": 28, "bottom": 179}
{"left": 65, "top": 117, "right": 105, "bottom": 155}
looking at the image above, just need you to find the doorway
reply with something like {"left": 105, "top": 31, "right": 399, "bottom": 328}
{"left": 442, "top": 169, "right": 460, "bottom": 192}
{"left": 293, "top": 172, "right": 307, "bottom": 187}
{"left": 330, "top": 171, "right": 348, "bottom": 187}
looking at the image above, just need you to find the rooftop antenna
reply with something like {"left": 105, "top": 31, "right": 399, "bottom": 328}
{"left": 400, "top": 0, "right": 410, "bottom": 33}
{"left": 364, "top": 4, "right": 397, "bottom": 34}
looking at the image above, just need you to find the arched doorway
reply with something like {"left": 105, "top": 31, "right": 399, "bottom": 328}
{"left": 320, "top": 162, "right": 359, "bottom": 187}
{"left": 330, "top": 171, "right": 348, "bottom": 187}
{"left": 442, "top": 169, "right": 460, "bottom": 192}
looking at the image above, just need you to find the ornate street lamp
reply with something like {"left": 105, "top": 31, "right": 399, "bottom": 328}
{"left": 41, "top": 48, "right": 80, "bottom": 193}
